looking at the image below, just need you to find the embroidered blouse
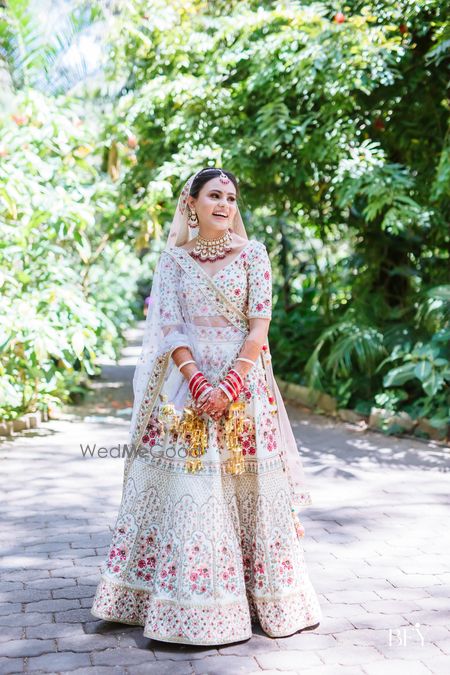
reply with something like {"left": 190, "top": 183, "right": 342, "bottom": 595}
{"left": 159, "top": 239, "right": 272, "bottom": 329}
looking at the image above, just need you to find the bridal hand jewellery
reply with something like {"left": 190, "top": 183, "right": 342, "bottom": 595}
{"left": 219, "top": 368, "right": 244, "bottom": 402}
{"left": 188, "top": 371, "right": 213, "bottom": 402}
{"left": 159, "top": 397, "right": 250, "bottom": 476}
{"left": 236, "top": 357, "right": 256, "bottom": 366}
{"left": 177, "top": 359, "right": 196, "bottom": 372}
{"left": 179, "top": 408, "right": 208, "bottom": 473}
{"left": 159, "top": 366, "right": 249, "bottom": 476}
{"left": 224, "top": 402, "right": 249, "bottom": 475}
{"left": 190, "top": 228, "right": 233, "bottom": 262}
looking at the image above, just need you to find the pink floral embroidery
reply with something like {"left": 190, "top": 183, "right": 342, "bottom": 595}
{"left": 91, "top": 239, "right": 321, "bottom": 645}
{"left": 182, "top": 533, "right": 214, "bottom": 598}
{"left": 162, "top": 240, "right": 272, "bottom": 323}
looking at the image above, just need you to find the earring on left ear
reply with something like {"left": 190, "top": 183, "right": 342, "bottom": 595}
{"left": 187, "top": 205, "right": 199, "bottom": 228}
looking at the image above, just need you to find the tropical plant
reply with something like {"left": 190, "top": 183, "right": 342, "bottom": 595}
{"left": 0, "top": 0, "right": 102, "bottom": 95}
{"left": 0, "top": 89, "right": 142, "bottom": 420}
{"left": 94, "top": 0, "right": 449, "bottom": 432}
{"left": 1, "top": 0, "right": 449, "bottom": 434}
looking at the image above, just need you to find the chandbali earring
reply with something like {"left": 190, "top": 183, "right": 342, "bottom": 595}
{"left": 187, "top": 205, "right": 199, "bottom": 228}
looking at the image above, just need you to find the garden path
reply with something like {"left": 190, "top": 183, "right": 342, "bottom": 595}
{"left": 1, "top": 323, "right": 448, "bottom": 674}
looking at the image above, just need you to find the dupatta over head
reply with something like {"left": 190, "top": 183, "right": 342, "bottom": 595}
{"left": 126, "top": 169, "right": 312, "bottom": 509}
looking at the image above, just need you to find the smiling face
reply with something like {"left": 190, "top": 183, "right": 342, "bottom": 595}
{"left": 187, "top": 176, "right": 237, "bottom": 236}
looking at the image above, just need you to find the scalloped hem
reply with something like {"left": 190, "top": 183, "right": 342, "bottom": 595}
{"left": 90, "top": 606, "right": 253, "bottom": 646}
{"left": 91, "top": 575, "right": 322, "bottom": 646}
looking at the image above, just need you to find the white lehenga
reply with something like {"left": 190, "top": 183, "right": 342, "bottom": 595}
{"left": 90, "top": 236, "right": 322, "bottom": 645}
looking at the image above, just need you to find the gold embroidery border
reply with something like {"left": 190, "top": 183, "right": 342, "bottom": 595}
{"left": 125, "top": 350, "right": 173, "bottom": 486}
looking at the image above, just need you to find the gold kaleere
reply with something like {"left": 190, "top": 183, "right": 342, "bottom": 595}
{"left": 178, "top": 407, "right": 208, "bottom": 473}
{"left": 159, "top": 395, "right": 180, "bottom": 435}
{"left": 157, "top": 394, "right": 254, "bottom": 476}
{"left": 223, "top": 401, "right": 248, "bottom": 475}
{"left": 158, "top": 394, "right": 208, "bottom": 473}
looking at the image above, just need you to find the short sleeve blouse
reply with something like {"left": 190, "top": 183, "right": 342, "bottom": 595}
{"left": 247, "top": 241, "right": 272, "bottom": 319}
{"left": 159, "top": 253, "right": 184, "bottom": 327}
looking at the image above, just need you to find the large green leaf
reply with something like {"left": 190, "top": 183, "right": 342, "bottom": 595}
{"left": 383, "top": 363, "right": 417, "bottom": 387}
{"left": 413, "top": 361, "right": 432, "bottom": 382}
{"left": 422, "top": 372, "right": 445, "bottom": 397}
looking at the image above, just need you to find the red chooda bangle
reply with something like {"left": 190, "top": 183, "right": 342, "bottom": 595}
{"left": 191, "top": 378, "right": 207, "bottom": 398}
{"left": 188, "top": 371, "right": 204, "bottom": 389}
{"left": 194, "top": 381, "right": 210, "bottom": 400}
{"left": 220, "top": 368, "right": 244, "bottom": 402}
{"left": 227, "top": 369, "right": 243, "bottom": 389}
{"left": 221, "top": 378, "right": 238, "bottom": 401}
{"left": 188, "top": 371, "right": 213, "bottom": 402}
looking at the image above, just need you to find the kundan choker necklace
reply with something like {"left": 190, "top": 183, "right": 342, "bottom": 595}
{"left": 190, "top": 228, "right": 233, "bottom": 262}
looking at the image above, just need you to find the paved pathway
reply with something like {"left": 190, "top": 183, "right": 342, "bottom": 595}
{"left": 1, "top": 324, "right": 449, "bottom": 674}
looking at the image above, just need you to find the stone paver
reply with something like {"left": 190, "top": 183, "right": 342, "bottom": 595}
{"left": 0, "top": 323, "right": 449, "bottom": 674}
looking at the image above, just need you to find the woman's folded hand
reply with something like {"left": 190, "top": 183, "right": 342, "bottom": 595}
{"left": 196, "top": 387, "right": 229, "bottom": 420}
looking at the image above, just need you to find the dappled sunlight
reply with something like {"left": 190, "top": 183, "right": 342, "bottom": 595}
{"left": 1, "top": 315, "right": 448, "bottom": 670}
{"left": 288, "top": 407, "right": 449, "bottom": 474}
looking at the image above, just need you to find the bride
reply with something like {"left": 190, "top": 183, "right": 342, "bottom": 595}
{"left": 91, "top": 167, "right": 322, "bottom": 645}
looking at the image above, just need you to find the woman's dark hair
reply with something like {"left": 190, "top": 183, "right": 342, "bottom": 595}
{"left": 189, "top": 168, "right": 240, "bottom": 200}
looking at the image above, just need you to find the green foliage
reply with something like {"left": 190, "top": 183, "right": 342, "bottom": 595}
{"left": 0, "top": 0, "right": 102, "bottom": 94}
{"left": 0, "top": 90, "right": 142, "bottom": 420}
{"left": 97, "top": 0, "right": 449, "bottom": 431}
{"left": 1, "top": 0, "right": 449, "bottom": 434}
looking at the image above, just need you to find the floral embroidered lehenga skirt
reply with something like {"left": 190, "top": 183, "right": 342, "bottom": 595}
{"left": 91, "top": 324, "right": 322, "bottom": 645}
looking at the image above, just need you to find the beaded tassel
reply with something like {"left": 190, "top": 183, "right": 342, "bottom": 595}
{"left": 261, "top": 344, "right": 277, "bottom": 414}
{"left": 292, "top": 507, "right": 305, "bottom": 537}
{"left": 223, "top": 401, "right": 248, "bottom": 475}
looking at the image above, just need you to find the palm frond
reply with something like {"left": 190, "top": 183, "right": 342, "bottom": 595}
{"left": 305, "top": 315, "right": 387, "bottom": 390}
{"left": 0, "top": 0, "right": 45, "bottom": 89}
{"left": 416, "top": 284, "right": 450, "bottom": 329}
{"left": 324, "top": 324, "right": 386, "bottom": 377}
{"left": 0, "top": 0, "right": 104, "bottom": 95}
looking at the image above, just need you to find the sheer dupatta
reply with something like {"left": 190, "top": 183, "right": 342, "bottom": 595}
{"left": 126, "top": 170, "right": 248, "bottom": 487}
